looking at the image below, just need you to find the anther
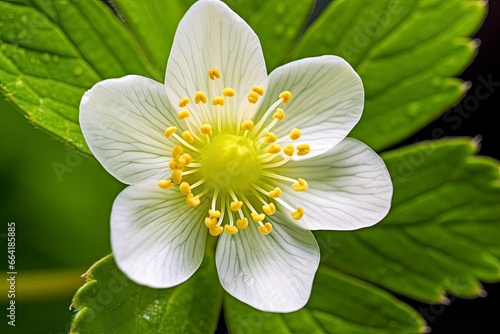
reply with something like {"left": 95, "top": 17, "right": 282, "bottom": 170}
{"left": 181, "top": 131, "right": 195, "bottom": 144}
{"left": 272, "top": 108, "right": 285, "bottom": 120}
{"left": 158, "top": 179, "right": 172, "bottom": 189}
{"left": 200, "top": 124, "right": 213, "bottom": 136}
{"left": 179, "top": 153, "right": 192, "bottom": 166}
{"left": 292, "top": 178, "right": 308, "bottom": 191}
{"left": 262, "top": 203, "right": 276, "bottom": 216}
{"left": 172, "top": 169, "right": 183, "bottom": 184}
{"left": 279, "top": 91, "right": 292, "bottom": 105}
{"left": 251, "top": 212, "right": 265, "bottom": 222}
{"left": 264, "top": 132, "right": 277, "bottom": 143}
{"left": 165, "top": 127, "right": 177, "bottom": 138}
{"left": 209, "top": 210, "right": 221, "bottom": 219}
{"left": 209, "top": 226, "right": 223, "bottom": 236}
{"left": 241, "top": 120, "right": 254, "bottom": 132}
{"left": 236, "top": 218, "right": 249, "bottom": 230}
{"left": 289, "top": 128, "right": 301, "bottom": 140}
{"left": 186, "top": 193, "right": 201, "bottom": 207}
{"left": 169, "top": 159, "right": 179, "bottom": 171}
{"left": 178, "top": 110, "right": 191, "bottom": 120}
{"left": 252, "top": 86, "right": 265, "bottom": 96}
{"left": 291, "top": 207, "right": 304, "bottom": 220}
{"left": 224, "top": 225, "right": 239, "bottom": 235}
{"left": 267, "top": 143, "right": 281, "bottom": 154}
{"left": 222, "top": 87, "right": 235, "bottom": 97}
{"left": 212, "top": 96, "right": 225, "bottom": 106}
{"left": 296, "top": 144, "right": 311, "bottom": 156}
{"left": 205, "top": 217, "right": 217, "bottom": 229}
{"left": 178, "top": 97, "right": 190, "bottom": 107}
{"left": 268, "top": 187, "right": 282, "bottom": 198}
{"left": 283, "top": 145, "right": 294, "bottom": 157}
{"left": 179, "top": 182, "right": 191, "bottom": 195}
{"left": 172, "top": 145, "right": 183, "bottom": 159}
{"left": 208, "top": 68, "right": 221, "bottom": 80}
{"left": 258, "top": 222, "right": 273, "bottom": 235}
{"left": 248, "top": 91, "right": 259, "bottom": 104}
{"left": 194, "top": 91, "right": 208, "bottom": 104}
{"left": 230, "top": 201, "right": 243, "bottom": 211}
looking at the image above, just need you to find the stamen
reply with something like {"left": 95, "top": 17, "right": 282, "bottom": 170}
{"left": 267, "top": 143, "right": 281, "bottom": 154}
{"left": 241, "top": 120, "right": 254, "bottom": 134}
{"left": 262, "top": 203, "right": 276, "bottom": 216}
{"left": 178, "top": 110, "right": 191, "bottom": 120}
{"left": 212, "top": 96, "right": 225, "bottom": 106}
{"left": 248, "top": 91, "right": 259, "bottom": 104}
{"left": 289, "top": 128, "right": 301, "bottom": 140}
{"left": 264, "top": 132, "right": 277, "bottom": 143}
{"left": 179, "top": 153, "right": 192, "bottom": 166}
{"left": 178, "top": 97, "right": 190, "bottom": 107}
{"left": 158, "top": 179, "right": 172, "bottom": 189}
{"left": 209, "top": 226, "right": 223, "bottom": 236}
{"left": 172, "top": 133, "right": 201, "bottom": 152}
{"left": 236, "top": 218, "right": 248, "bottom": 230}
{"left": 252, "top": 86, "right": 265, "bottom": 96}
{"left": 172, "top": 145, "right": 183, "bottom": 159}
{"left": 296, "top": 144, "right": 311, "bottom": 156}
{"left": 208, "top": 68, "right": 221, "bottom": 80}
{"left": 164, "top": 127, "right": 177, "bottom": 138}
{"left": 262, "top": 156, "right": 291, "bottom": 169}
{"left": 251, "top": 212, "right": 265, "bottom": 222}
{"left": 209, "top": 209, "right": 221, "bottom": 218}
{"left": 205, "top": 217, "right": 217, "bottom": 228}
{"left": 283, "top": 145, "right": 294, "bottom": 157}
{"left": 194, "top": 91, "right": 208, "bottom": 104}
{"left": 186, "top": 193, "right": 201, "bottom": 207}
{"left": 261, "top": 171, "right": 297, "bottom": 184}
{"left": 279, "top": 91, "right": 292, "bottom": 105}
{"left": 274, "top": 197, "right": 295, "bottom": 212}
{"left": 169, "top": 159, "right": 181, "bottom": 171}
{"left": 200, "top": 124, "right": 213, "bottom": 136}
{"left": 292, "top": 178, "right": 308, "bottom": 192}
{"left": 291, "top": 206, "right": 304, "bottom": 220}
{"left": 182, "top": 168, "right": 201, "bottom": 176}
{"left": 179, "top": 182, "right": 191, "bottom": 195}
{"left": 224, "top": 225, "right": 238, "bottom": 235}
{"left": 230, "top": 201, "right": 243, "bottom": 211}
{"left": 268, "top": 187, "right": 282, "bottom": 199}
{"left": 172, "top": 169, "right": 183, "bottom": 184}
{"left": 181, "top": 130, "right": 195, "bottom": 144}
{"left": 272, "top": 108, "right": 285, "bottom": 120}
{"left": 258, "top": 222, "right": 273, "bottom": 235}
{"left": 223, "top": 87, "right": 235, "bottom": 97}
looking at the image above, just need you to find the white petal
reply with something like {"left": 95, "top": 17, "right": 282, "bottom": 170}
{"left": 275, "top": 138, "right": 392, "bottom": 230}
{"left": 80, "top": 75, "right": 180, "bottom": 184}
{"left": 216, "top": 211, "right": 319, "bottom": 312}
{"left": 111, "top": 180, "right": 208, "bottom": 288}
{"left": 165, "top": 0, "right": 268, "bottom": 122}
{"left": 260, "top": 56, "right": 363, "bottom": 160}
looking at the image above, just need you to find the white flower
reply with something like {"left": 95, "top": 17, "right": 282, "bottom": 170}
{"left": 79, "top": 0, "right": 392, "bottom": 312}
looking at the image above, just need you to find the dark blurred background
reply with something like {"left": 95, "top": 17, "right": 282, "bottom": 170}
{"left": 0, "top": 0, "right": 499, "bottom": 333}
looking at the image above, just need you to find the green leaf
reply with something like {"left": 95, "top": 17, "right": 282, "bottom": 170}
{"left": 315, "top": 138, "right": 500, "bottom": 303}
{"left": 71, "top": 251, "right": 223, "bottom": 334}
{"left": 110, "top": 0, "right": 185, "bottom": 75}
{"left": 0, "top": 0, "right": 158, "bottom": 154}
{"left": 225, "top": 267, "right": 426, "bottom": 334}
{"left": 291, "top": 0, "right": 487, "bottom": 150}
{"left": 228, "top": 0, "right": 316, "bottom": 71}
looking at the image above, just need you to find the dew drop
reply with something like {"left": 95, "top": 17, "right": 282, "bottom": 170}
{"left": 15, "top": 80, "right": 23, "bottom": 86}
{"left": 275, "top": 2, "right": 286, "bottom": 14}
{"left": 41, "top": 53, "right": 51, "bottom": 63}
{"left": 20, "top": 15, "right": 28, "bottom": 24}
{"left": 274, "top": 24, "right": 285, "bottom": 36}
{"left": 52, "top": 54, "right": 59, "bottom": 63}
{"left": 242, "top": 274, "right": 253, "bottom": 287}
{"left": 73, "top": 66, "right": 83, "bottom": 76}
{"left": 407, "top": 102, "right": 420, "bottom": 117}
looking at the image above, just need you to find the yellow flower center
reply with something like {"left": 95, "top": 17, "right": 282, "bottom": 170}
{"left": 158, "top": 67, "right": 312, "bottom": 237}
{"left": 200, "top": 133, "right": 261, "bottom": 192}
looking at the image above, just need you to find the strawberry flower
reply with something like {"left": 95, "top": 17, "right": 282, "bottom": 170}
{"left": 80, "top": 0, "right": 392, "bottom": 312}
